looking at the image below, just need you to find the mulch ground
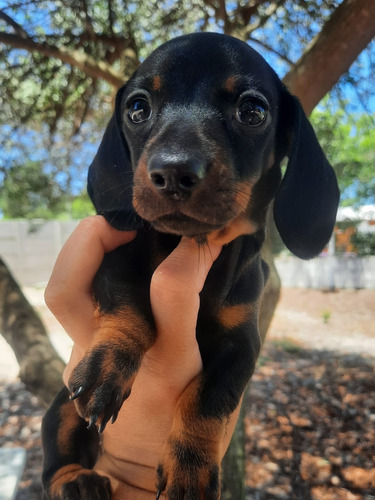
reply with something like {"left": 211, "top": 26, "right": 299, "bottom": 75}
{"left": 1, "top": 342, "right": 374, "bottom": 500}
{"left": 244, "top": 344, "right": 375, "bottom": 500}
{"left": 0, "top": 380, "right": 44, "bottom": 500}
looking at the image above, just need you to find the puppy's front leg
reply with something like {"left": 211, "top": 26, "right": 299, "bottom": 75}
{"left": 42, "top": 387, "right": 112, "bottom": 500}
{"left": 156, "top": 313, "right": 260, "bottom": 500}
{"left": 68, "top": 305, "right": 156, "bottom": 432}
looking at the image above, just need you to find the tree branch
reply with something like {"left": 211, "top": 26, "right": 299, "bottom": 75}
{"left": 283, "top": 0, "right": 375, "bottom": 115}
{"left": 73, "top": 79, "right": 98, "bottom": 135}
{"left": 218, "top": 0, "right": 232, "bottom": 34}
{"left": 107, "top": 0, "right": 116, "bottom": 35}
{"left": 0, "top": 32, "right": 125, "bottom": 88}
{"left": 235, "top": 0, "right": 270, "bottom": 27}
{"left": 248, "top": 36, "right": 293, "bottom": 65}
{"left": 79, "top": 0, "right": 97, "bottom": 40}
{"left": 244, "top": 0, "right": 285, "bottom": 36}
{"left": 0, "top": 258, "right": 65, "bottom": 407}
{"left": 0, "top": 9, "right": 28, "bottom": 37}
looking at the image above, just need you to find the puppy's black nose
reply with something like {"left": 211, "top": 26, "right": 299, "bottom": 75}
{"left": 148, "top": 153, "right": 206, "bottom": 200}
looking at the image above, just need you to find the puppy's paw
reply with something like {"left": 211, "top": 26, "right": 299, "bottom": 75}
{"left": 68, "top": 343, "right": 138, "bottom": 431}
{"left": 48, "top": 465, "right": 111, "bottom": 500}
{"left": 156, "top": 437, "right": 220, "bottom": 500}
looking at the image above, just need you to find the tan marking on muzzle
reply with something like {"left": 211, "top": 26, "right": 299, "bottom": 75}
{"left": 206, "top": 179, "right": 257, "bottom": 245}
{"left": 207, "top": 214, "right": 257, "bottom": 246}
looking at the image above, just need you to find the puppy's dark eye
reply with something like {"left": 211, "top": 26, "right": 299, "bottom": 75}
{"left": 127, "top": 98, "right": 152, "bottom": 123}
{"left": 236, "top": 97, "right": 268, "bottom": 127}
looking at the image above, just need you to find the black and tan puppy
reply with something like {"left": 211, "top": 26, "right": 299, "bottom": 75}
{"left": 42, "top": 32, "right": 339, "bottom": 499}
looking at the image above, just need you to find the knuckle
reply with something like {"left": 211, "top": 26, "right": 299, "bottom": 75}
{"left": 44, "top": 282, "right": 64, "bottom": 314}
{"left": 151, "top": 266, "right": 194, "bottom": 300}
{"left": 44, "top": 280, "right": 78, "bottom": 320}
{"left": 77, "top": 215, "right": 106, "bottom": 236}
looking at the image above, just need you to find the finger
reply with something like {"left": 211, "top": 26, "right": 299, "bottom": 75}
{"left": 45, "top": 216, "right": 136, "bottom": 345}
{"left": 151, "top": 236, "right": 221, "bottom": 301}
{"left": 149, "top": 238, "right": 222, "bottom": 363}
{"left": 63, "top": 344, "right": 85, "bottom": 386}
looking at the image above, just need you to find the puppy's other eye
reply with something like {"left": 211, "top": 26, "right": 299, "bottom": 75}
{"left": 127, "top": 98, "right": 152, "bottom": 123}
{"left": 236, "top": 97, "right": 268, "bottom": 127}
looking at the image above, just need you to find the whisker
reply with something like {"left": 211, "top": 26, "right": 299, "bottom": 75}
{"left": 204, "top": 239, "right": 213, "bottom": 263}
{"left": 96, "top": 180, "right": 134, "bottom": 196}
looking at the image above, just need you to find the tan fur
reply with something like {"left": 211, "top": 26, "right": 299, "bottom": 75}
{"left": 49, "top": 464, "right": 87, "bottom": 497}
{"left": 223, "top": 76, "right": 237, "bottom": 93}
{"left": 152, "top": 75, "right": 162, "bottom": 91}
{"left": 56, "top": 402, "right": 81, "bottom": 457}
{"left": 217, "top": 303, "right": 253, "bottom": 330}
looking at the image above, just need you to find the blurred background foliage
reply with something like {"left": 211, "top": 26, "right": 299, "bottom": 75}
{"left": 0, "top": 0, "right": 374, "bottom": 219}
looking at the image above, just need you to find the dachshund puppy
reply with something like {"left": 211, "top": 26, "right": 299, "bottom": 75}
{"left": 42, "top": 32, "right": 339, "bottom": 499}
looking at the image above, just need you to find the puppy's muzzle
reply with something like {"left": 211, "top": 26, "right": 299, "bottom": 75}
{"left": 148, "top": 152, "right": 207, "bottom": 201}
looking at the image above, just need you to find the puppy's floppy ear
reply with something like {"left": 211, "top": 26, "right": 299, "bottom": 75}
{"left": 273, "top": 93, "right": 339, "bottom": 259}
{"left": 87, "top": 86, "right": 143, "bottom": 231}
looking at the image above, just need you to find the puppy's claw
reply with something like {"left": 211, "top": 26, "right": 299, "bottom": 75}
{"left": 111, "top": 410, "right": 119, "bottom": 425}
{"left": 69, "top": 386, "right": 84, "bottom": 401}
{"left": 98, "top": 419, "right": 108, "bottom": 434}
{"left": 87, "top": 414, "right": 99, "bottom": 430}
{"left": 156, "top": 490, "right": 162, "bottom": 500}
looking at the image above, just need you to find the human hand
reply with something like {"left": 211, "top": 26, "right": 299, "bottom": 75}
{"left": 45, "top": 216, "right": 239, "bottom": 499}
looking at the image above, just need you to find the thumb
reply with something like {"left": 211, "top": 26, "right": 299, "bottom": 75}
{"left": 149, "top": 237, "right": 221, "bottom": 364}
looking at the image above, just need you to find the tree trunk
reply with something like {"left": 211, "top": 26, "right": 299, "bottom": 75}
{"left": 259, "top": 215, "right": 282, "bottom": 342}
{"left": 283, "top": 0, "right": 375, "bottom": 115}
{"left": 221, "top": 213, "right": 280, "bottom": 499}
{"left": 221, "top": 403, "right": 246, "bottom": 499}
{"left": 0, "top": 258, "right": 65, "bottom": 407}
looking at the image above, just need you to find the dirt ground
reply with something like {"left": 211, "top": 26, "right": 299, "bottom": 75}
{"left": 245, "top": 288, "right": 375, "bottom": 500}
{"left": 267, "top": 288, "right": 375, "bottom": 356}
{"left": 1, "top": 287, "right": 374, "bottom": 499}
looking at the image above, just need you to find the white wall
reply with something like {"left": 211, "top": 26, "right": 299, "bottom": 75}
{"left": 0, "top": 220, "right": 79, "bottom": 285}
{"left": 275, "top": 254, "right": 375, "bottom": 289}
{"left": 1, "top": 220, "right": 374, "bottom": 289}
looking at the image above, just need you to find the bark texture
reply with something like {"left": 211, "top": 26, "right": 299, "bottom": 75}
{"left": 221, "top": 403, "right": 246, "bottom": 499}
{"left": 284, "top": 0, "right": 375, "bottom": 115}
{"left": 0, "top": 258, "right": 65, "bottom": 407}
{"left": 0, "top": 32, "right": 126, "bottom": 88}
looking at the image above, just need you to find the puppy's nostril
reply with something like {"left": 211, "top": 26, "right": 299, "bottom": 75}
{"left": 149, "top": 169, "right": 199, "bottom": 193}
{"left": 148, "top": 153, "right": 207, "bottom": 197}
{"left": 150, "top": 172, "right": 166, "bottom": 188}
{"left": 180, "top": 175, "right": 197, "bottom": 189}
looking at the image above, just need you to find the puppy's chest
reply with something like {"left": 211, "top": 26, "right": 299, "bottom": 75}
{"left": 94, "top": 231, "right": 262, "bottom": 328}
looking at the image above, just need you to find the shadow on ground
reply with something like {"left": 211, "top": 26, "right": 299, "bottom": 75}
{"left": 245, "top": 342, "right": 375, "bottom": 500}
{"left": 0, "top": 342, "right": 374, "bottom": 500}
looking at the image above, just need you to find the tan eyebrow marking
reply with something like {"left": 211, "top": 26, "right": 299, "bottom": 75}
{"left": 223, "top": 76, "right": 237, "bottom": 93}
{"left": 152, "top": 75, "right": 162, "bottom": 91}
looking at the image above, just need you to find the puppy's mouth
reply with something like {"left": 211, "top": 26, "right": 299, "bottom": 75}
{"left": 132, "top": 155, "right": 255, "bottom": 240}
{"left": 149, "top": 213, "right": 224, "bottom": 238}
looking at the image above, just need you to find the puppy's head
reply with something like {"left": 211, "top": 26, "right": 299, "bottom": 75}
{"left": 88, "top": 33, "right": 339, "bottom": 258}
